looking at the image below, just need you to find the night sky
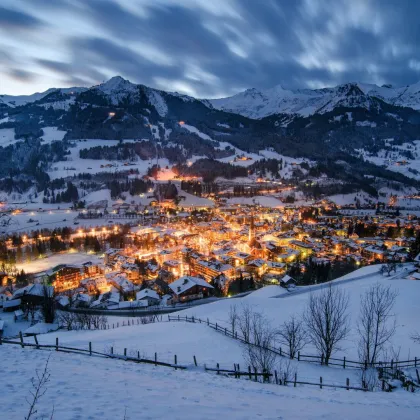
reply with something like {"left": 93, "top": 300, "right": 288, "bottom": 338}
{"left": 1, "top": 0, "right": 420, "bottom": 97}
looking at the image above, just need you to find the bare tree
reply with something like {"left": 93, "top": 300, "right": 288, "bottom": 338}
{"left": 56, "top": 311, "right": 77, "bottom": 330}
{"left": 278, "top": 315, "right": 308, "bottom": 359}
{"left": 380, "top": 262, "right": 397, "bottom": 277}
{"left": 357, "top": 283, "right": 398, "bottom": 366}
{"left": 276, "top": 358, "right": 298, "bottom": 385}
{"left": 237, "top": 303, "right": 252, "bottom": 343}
{"left": 358, "top": 367, "right": 379, "bottom": 391}
{"left": 242, "top": 311, "right": 277, "bottom": 373}
{"left": 228, "top": 304, "right": 239, "bottom": 335}
{"left": 303, "top": 285, "right": 350, "bottom": 365}
{"left": 25, "top": 355, "right": 52, "bottom": 420}
{"left": 411, "top": 332, "right": 420, "bottom": 344}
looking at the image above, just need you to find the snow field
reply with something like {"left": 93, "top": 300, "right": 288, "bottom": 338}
{"left": 1, "top": 345, "right": 419, "bottom": 420}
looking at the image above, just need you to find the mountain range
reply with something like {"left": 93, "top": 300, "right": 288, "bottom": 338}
{"left": 209, "top": 81, "right": 420, "bottom": 119}
{"left": 1, "top": 76, "right": 420, "bottom": 192}
{"left": 3, "top": 77, "right": 420, "bottom": 119}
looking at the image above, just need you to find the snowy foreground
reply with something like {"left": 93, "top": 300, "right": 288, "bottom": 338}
{"left": 1, "top": 265, "right": 420, "bottom": 418}
{"left": 1, "top": 345, "right": 419, "bottom": 420}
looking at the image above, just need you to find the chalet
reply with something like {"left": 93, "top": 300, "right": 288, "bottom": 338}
{"left": 169, "top": 276, "right": 214, "bottom": 303}
{"left": 280, "top": 274, "right": 297, "bottom": 288}
{"left": 136, "top": 288, "right": 161, "bottom": 306}
{"left": 190, "top": 258, "right": 235, "bottom": 283}
{"left": 12, "top": 284, "right": 54, "bottom": 306}
{"left": 247, "top": 259, "right": 267, "bottom": 276}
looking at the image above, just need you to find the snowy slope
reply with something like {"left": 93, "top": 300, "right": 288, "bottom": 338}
{"left": 0, "top": 87, "right": 85, "bottom": 108}
{"left": 179, "top": 265, "right": 420, "bottom": 361}
{"left": 2, "top": 345, "right": 419, "bottom": 420}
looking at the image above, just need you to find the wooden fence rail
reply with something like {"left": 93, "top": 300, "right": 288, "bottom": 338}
{"left": 0, "top": 335, "right": 186, "bottom": 370}
{"left": 0, "top": 329, "right": 394, "bottom": 393}
{"left": 204, "top": 364, "right": 369, "bottom": 391}
{"left": 168, "top": 315, "right": 420, "bottom": 371}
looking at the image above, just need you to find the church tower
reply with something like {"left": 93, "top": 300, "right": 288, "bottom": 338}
{"left": 249, "top": 211, "right": 255, "bottom": 243}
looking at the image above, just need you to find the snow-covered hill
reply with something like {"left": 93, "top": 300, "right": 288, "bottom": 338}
{"left": 0, "top": 87, "right": 86, "bottom": 108}
{"left": 1, "top": 265, "right": 419, "bottom": 419}
{"left": 2, "top": 344, "right": 419, "bottom": 420}
{"left": 210, "top": 81, "right": 420, "bottom": 119}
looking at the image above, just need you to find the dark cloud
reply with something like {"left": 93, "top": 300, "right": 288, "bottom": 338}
{"left": 2, "top": 0, "right": 420, "bottom": 96}
{"left": 0, "top": 6, "right": 42, "bottom": 30}
{"left": 37, "top": 59, "right": 71, "bottom": 74}
{"left": 8, "top": 69, "right": 38, "bottom": 82}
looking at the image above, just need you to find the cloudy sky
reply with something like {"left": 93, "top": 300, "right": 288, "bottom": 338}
{"left": 1, "top": 0, "right": 420, "bottom": 98}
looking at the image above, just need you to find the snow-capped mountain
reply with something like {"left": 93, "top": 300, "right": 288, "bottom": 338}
{"left": 209, "top": 81, "right": 420, "bottom": 119}
{"left": 0, "top": 87, "right": 87, "bottom": 108}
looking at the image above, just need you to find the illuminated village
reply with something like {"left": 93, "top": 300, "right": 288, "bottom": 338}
{"left": 1, "top": 183, "right": 419, "bottom": 314}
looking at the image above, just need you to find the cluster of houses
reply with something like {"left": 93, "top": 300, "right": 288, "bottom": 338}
{"left": 1, "top": 200, "right": 420, "bottom": 324}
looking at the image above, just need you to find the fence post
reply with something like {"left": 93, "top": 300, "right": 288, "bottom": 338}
{"left": 155, "top": 352, "right": 157, "bottom": 366}
{"left": 346, "top": 378, "right": 350, "bottom": 390}
{"left": 382, "top": 380, "right": 385, "bottom": 391}
{"left": 391, "top": 359, "right": 394, "bottom": 369}
{"left": 274, "top": 370, "right": 278, "bottom": 385}
{"left": 248, "top": 366, "right": 252, "bottom": 380}
{"left": 89, "top": 342, "right": 92, "bottom": 356}
{"left": 216, "top": 323, "right": 218, "bottom": 330}
{"left": 19, "top": 331, "right": 25, "bottom": 348}
{"left": 343, "top": 357, "right": 346, "bottom": 369}
{"left": 294, "top": 373, "right": 297, "bottom": 387}
{"left": 298, "top": 351, "right": 300, "bottom": 361}
{"left": 137, "top": 351, "right": 140, "bottom": 359}
{"left": 174, "top": 355, "right": 177, "bottom": 369}
{"left": 415, "top": 357, "right": 417, "bottom": 368}
{"left": 234, "top": 364, "right": 237, "bottom": 379}
{"left": 124, "top": 348, "right": 127, "bottom": 357}
{"left": 320, "top": 377, "right": 323, "bottom": 389}
{"left": 55, "top": 337, "right": 58, "bottom": 351}
{"left": 178, "top": 314, "right": 180, "bottom": 321}
{"left": 416, "top": 369, "right": 420, "bottom": 384}
{"left": 224, "top": 328, "right": 227, "bottom": 335}
{"left": 217, "top": 363, "right": 220, "bottom": 375}
{"left": 254, "top": 367, "right": 258, "bottom": 382}
{"left": 364, "top": 360, "right": 368, "bottom": 370}
{"left": 279, "top": 347, "right": 282, "bottom": 357}
{"left": 34, "top": 335, "right": 39, "bottom": 349}
{"left": 321, "top": 354, "right": 324, "bottom": 365}
{"left": 194, "top": 355, "right": 197, "bottom": 366}
{"left": 207, "top": 318, "right": 209, "bottom": 325}
{"left": 168, "top": 315, "right": 170, "bottom": 321}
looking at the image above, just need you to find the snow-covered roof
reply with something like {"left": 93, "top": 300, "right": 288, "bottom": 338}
{"left": 13, "top": 284, "right": 54, "bottom": 299}
{"left": 136, "top": 288, "right": 160, "bottom": 301}
{"left": 169, "top": 276, "right": 213, "bottom": 295}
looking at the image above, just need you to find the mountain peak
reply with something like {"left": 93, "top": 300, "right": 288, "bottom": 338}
{"left": 98, "top": 76, "right": 134, "bottom": 93}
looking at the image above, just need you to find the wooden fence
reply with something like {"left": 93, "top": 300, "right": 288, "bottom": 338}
{"left": 204, "top": 363, "right": 369, "bottom": 391}
{"left": 0, "top": 332, "right": 186, "bottom": 370}
{"left": 168, "top": 315, "right": 420, "bottom": 371}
